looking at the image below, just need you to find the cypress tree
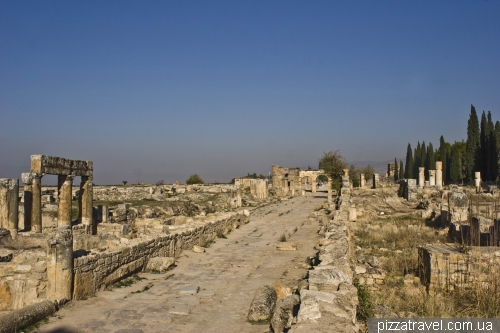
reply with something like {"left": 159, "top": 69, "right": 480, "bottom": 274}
{"left": 496, "top": 121, "right": 500, "bottom": 181}
{"left": 466, "top": 105, "right": 480, "bottom": 182}
{"left": 480, "top": 111, "right": 488, "bottom": 178}
{"left": 394, "top": 157, "right": 398, "bottom": 181}
{"left": 405, "top": 143, "right": 413, "bottom": 178}
{"left": 420, "top": 141, "right": 427, "bottom": 178}
{"left": 450, "top": 144, "right": 461, "bottom": 183}
{"left": 428, "top": 142, "right": 435, "bottom": 170}
{"left": 399, "top": 160, "right": 404, "bottom": 180}
{"left": 486, "top": 111, "right": 495, "bottom": 180}
{"left": 439, "top": 136, "right": 447, "bottom": 184}
{"left": 414, "top": 142, "right": 421, "bottom": 178}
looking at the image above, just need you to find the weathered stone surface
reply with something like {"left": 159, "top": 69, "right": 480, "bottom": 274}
{"left": 308, "top": 266, "right": 351, "bottom": 293}
{"left": 271, "top": 294, "right": 300, "bottom": 333}
{"left": 272, "top": 281, "right": 292, "bottom": 301}
{"left": 247, "top": 285, "right": 277, "bottom": 323}
{"left": 193, "top": 245, "right": 205, "bottom": 253}
{"left": 297, "top": 289, "right": 357, "bottom": 324}
{"left": 0, "top": 299, "right": 57, "bottom": 333}
{"left": 30, "top": 154, "right": 93, "bottom": 177}
{"left": 0, "top": 250, "right": 13, "bottom": 262}
{"left": 0, "top": 280, "right": 11, "bottom": 311}
{"left": 145, "top": 257, "right": 175, "bottom": 273}
{"left": 180, "top": 285, "right": 199, "bottom": 294}
{"left": 297, "top": 280, "right": 309, "bottom": 292}
{"left": 276, "top": 242, "right": 297, "bottom": 251}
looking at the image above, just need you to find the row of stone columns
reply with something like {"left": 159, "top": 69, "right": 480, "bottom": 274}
{"left": 21, "top": 173, "right": 93, "bottom": 233}
{"left": 418, "top": 162, "right": 444, "bottom": 188}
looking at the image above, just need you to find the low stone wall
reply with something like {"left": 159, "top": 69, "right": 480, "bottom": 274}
{"left": 73, "top": 212, "right": 248, "bottom": 299}
{"left": 290, "top": 208, "right": 358, "bottom": 332}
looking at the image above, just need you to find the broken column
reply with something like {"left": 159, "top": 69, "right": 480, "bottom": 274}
{"left": 419, "top": 167, "right": 425, "bottom": 187}
{"left": 360, "top": 174, "right": 366, "bottom": 188}
{"left": 31, "top": 173, "right": 43, "bottom": 233}
{"left": 21, "top": 173, "right": 33, "bottom": 231}
{"left": 372, "top": 173, "right": 379, "bottom": 189}
{"left": 47, "top": 226, "right": 73, "bottom": 301}
{"left": 57, "top": 175, "right": 74, "bottom": 227}
{"left": 436, "top": 161, "right": 443, "bottom": 189}
{"left": 428, "top": 170, "right": 436, "bottom": 186}
{"left": 79, "top": 176, "right": 94, "bottom": 234}
{"left": 311, "top": 180, "right": 317, "bottom": 193}
{"left": 0, "top": 178, "right": 19, "bottom": 237}
{"left": 475, "top": 172, "right": 481, "bottom": 192}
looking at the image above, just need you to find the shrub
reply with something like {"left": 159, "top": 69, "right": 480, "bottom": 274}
{"left": 186, "top": 174, "right": 204, "bottom": 185}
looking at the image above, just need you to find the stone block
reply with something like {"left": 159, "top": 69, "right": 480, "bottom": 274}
{"left": 277, "top": 242, "right": 297, "bottom": 251}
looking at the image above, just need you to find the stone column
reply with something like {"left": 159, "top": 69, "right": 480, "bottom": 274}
{"left": 311, "top": 179, "right": 317, "bottom": 193}
{"left": 418, "top": 167, "right": 425, "bottom": 187}
{"left": 360, "top": 174, "right": 366, "bottom": 188}
{"left": 372, "top": 173, "right": 379, "bottom": 189}
{"left": 21, "top": 173, "right": 33, "bottom": 231}
{"left": 79, "top": 176, "right": 94, "bottom": 234}
{"left": 47, "top": 226, "right": 73, "bottom": 301}
{"left": 428, "top": 170, "right": 436, "bottom": 186}
{"left": 102, "top": 205, "right": 109, "bottom": 222}
{"left": 31, "top": 173, "right": 43, "bottom": 233}
{"left": 475, "top": 172, "right": 481, "bottom": 191}
{"left": 435, "top": 161, "right": 443, "bottom": 189}
{"left": 327, "top": 177, "right": 332, "bottom": 203}
{"left": 58, "top": 175, "right": 74, "bottom": 227}
{"left": 0, "top": 179, "right": 19, "bottom": 237}
{"left": 343, "top": 169, "right": 349, "bottom": 178}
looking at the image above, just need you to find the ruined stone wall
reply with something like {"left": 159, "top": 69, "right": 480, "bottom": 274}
{"left": 418, "top": 244, "right": 500, "bottom": 293}
{"left": 271, "top": 165, "right": 301, "bottom": 197}
{"left": 72, "top": 212, "right": 248, "bottom": 299}
{"left": 234, "top": 178, "right": 268, "bottom": 199}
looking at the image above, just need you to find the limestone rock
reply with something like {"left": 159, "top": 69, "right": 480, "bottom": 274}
{"left": 308, "top": 267, "right": 351, "bottom": 293}
{"left": 272, "top": 281, "right": 292, "bottom": 300}
{"left": 297, "top": 289, "right": 357, "bottom": 324}
{"left": 146, "top": 257, "right": 175, "bottom": 273}
{"left": 0, "top": 280, "right": 11, "bottom": 311}
{"left": 0, "top": 249, "right": 13, "bottom": 262}
{"left": 367, "top": 256, "right": 380, "bottom": 268}
{"left": 297, "top": 280, "right": 309, "bottom": 292}
{"left": 193, "top": 245, "right": 205, "bottom": 253}
{"left": 271, "top": 294, "right": 300, "bottom": 333}
{"left": 277, "top": 242, "right": 297, "bottom": 251}
{"left": 354, "top": 266, "right": 366, "bottom": 274}
{"left": 243, "top": 209, "right": 250, "bottom": 217}
{"left": 247, "top": 285, "right": 277, "bottom": 323}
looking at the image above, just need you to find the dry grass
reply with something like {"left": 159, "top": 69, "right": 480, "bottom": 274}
{"left": 354, "top": 213, "right": 500, "bottom": 318}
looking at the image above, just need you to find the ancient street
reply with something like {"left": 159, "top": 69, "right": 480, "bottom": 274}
{"left": 36, "top": 192, "right": 325, "bottom": 333}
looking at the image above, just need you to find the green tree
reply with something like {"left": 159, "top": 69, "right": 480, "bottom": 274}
{"left": 360, "top": 164, "right": 375, "bottom": 182}
{"left": 480, "top": 111, "right": 488, "bottom": 178}
{"left": 318, "top": 151, "right": 348, "bottom": 192}
{"left": 186, "top": 174, "right": 204, "bottom": 185}
{"left": 438, "top": 136, "right": 447, "bottom": 184}
{"left": 450, "top": 144, "right": 461, "bottom": 183}
{"left": 405, "top": 143, "right": 413, "bottom": 178}
{"left": 399, "top": 160, "right": 404, "bottom": 180}
{"left": 420, "top": 141, "right": 427, "bottom": 168}
{"left": 394, "top": 158, "right": 398, "bottom": 181}
{"left": 496, "top": 121, "right": 500, "bottom": 181}
{"left": 466, "top": 105, "right": 480, "bottom": 182}
{"left": 486, "top": 111, "right": 495, "bottom": 181}
{"left": 427, "top": 142, "right": 435, "bottom": 175}
{"left": 122, "top": 181, "right": 127, "bottom": 186}
{"left": 414, "top": 141, "right": 421, "bottom": 178}
{"left": 349, "top": 164, "right": 360, "bottom": 187}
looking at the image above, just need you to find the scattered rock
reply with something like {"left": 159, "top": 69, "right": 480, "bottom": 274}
{"left": 193, "top": 245, "right": 205, "bottom": 253}
{"left": 0, "top": 250, "right": 13, "bottom": 262}
{"left": 308, "top": 266, "right": 351, "bottom": 293}
{"left": 271, "top": 294, "right": 300, "bottom": 333}
{"left": 247, "top": 285, "right": 277, "bottom": 323}
{"left": 180, "top": 286, "right": 199, "bottom": 294}
{"left": 272, "top": 281, "right": 293, "bottom": 300}
{"left": 277, "top": 242, "right": 297, "bottom": 251}
{"left": 354, "top": 266, "right": 366, "bottom": 274}
{"left": 146, "top": 257, "right": 175, "bottom": 273}
{"left": 367, "top": 256, "right": 380, "bottom": 268}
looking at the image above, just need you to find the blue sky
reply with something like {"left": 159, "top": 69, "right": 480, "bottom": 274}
{"left": 1, "top": 1, "right": 499, "bottom": 184}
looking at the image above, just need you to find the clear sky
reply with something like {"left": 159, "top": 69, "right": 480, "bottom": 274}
{"left": 1, "top": 1, "right": 499, "bottom": 184}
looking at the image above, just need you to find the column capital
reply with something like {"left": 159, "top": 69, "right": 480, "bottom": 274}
{"left": 65, "top": 175, "right": 76, "bottom": 182}
{"left": 21, "top": 173, "right": 34, "bottom": 185}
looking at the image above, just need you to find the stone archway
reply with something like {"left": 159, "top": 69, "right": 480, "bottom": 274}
{"left": 299, "top": 170, "right": 333, "bottom": 202}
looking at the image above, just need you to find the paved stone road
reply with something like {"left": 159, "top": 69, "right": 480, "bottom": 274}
{"left": 36, "top": 192, "right": 325, "bottom": 333}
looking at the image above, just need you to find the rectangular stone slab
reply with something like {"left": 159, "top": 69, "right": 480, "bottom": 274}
{"left": 31, "top": 155, "right": 93, "bottom": 176}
